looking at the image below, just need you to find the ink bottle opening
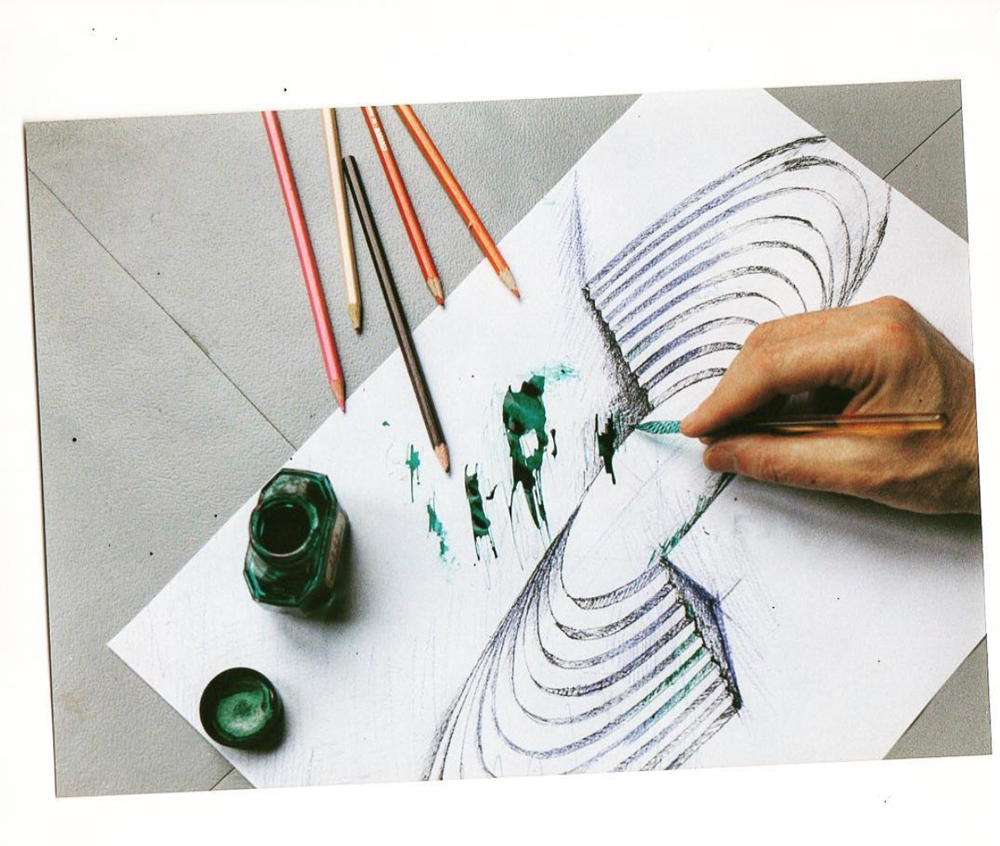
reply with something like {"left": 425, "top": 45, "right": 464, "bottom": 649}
{"left": 243, "top": 468, "right": 348, "bottom": 614}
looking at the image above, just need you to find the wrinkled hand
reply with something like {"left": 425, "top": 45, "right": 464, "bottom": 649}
{"left": 680, "top": 296, "right": 980, "bottom": 515}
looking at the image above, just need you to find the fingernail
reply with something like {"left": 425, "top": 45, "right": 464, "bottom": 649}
{"left": 704, "top": 445, "right": 738, "bottom": 474}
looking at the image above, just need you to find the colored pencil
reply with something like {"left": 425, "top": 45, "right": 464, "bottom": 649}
{"left": 394, "top": 104, "right": 520, "bottom": 299}
{"left": 343, "top": 155, "right": 450, "bottom": 473}
{"left": 638, "top": 413, "right": 948, "bottom": 437}
{"left": 320, "top": 108, "right": 362, "bottom": 332}
{"left": 261, "top": 110, "right": 346, "bottom": 411}
{"left": 360, "top": 105, "right": 445, "bottom": 306}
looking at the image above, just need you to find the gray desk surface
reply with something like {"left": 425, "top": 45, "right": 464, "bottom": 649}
{"left": 25, "top": 81, "right": 989, "bottom": 796}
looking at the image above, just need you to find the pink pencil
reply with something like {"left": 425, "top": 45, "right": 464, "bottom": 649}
{"left": 261, "top": 110, "right": 346, "bottom": 411}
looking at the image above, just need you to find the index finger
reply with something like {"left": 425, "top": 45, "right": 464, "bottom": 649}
{"left": 679, "top": 309, "right": 870, "bottom": 436}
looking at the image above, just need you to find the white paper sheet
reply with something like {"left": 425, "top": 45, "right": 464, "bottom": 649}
{"left": 110, "top": 90, "right": 984, "bottom": 787}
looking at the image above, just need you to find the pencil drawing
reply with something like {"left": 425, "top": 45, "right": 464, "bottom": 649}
{"left": 586, "top": 135, "right": 890, "bottom": 408}
{"left": 434, "top": 136, "right": 890, "bottom": 777}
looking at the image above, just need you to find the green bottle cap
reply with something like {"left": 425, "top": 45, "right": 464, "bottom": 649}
{"left": 199, "top": 668, "right": 284, "bottom": 750}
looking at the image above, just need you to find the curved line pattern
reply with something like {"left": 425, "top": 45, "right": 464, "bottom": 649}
{"left": 428, "top": 511, "right": 739, "bottom": 778}
{"left": 586, "top": 137, "right": 890, "bottom": 409}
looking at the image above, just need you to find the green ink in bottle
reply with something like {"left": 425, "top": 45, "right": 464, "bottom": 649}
{"left": 243, "top": 468, "right": 349, "bottom": 614}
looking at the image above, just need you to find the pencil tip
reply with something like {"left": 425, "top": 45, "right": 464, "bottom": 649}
{"left": 499, "top": 268, "right": 520, "bottom": 298}
{"left": 435, "top": 443, "right": 450, "bottom": 474}
{"left": 428, "top": 276, "right": 445, "bottom": 306}
{"left": 347, "top": 302, "right": 362, "bottom": 332}
{"left": 332, "top": 380, "right": 346, "bottom": 412}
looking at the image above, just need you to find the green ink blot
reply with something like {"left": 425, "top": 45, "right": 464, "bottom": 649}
{"left": 503, "top": 374, "right": 549, "bottom": 529}
{"left": 382, "top": 420, "right": 390, "bottom": 427}
{"left": 464, "top": 465, "right": 497, "bottom": 560}
{"left": 595, "top": 412, "right": 621, "bottom": 484}
{"left": 538, "top": 362, "right": 580, "bottom": 383}
{"left": 405, "top": 444, "right": 421, "bottom": 502}
{"left": 550, "top": 428, "right": 558, "bottom": 458}
{"left": 426, "top": 498, "right": 450, "bottom": 562}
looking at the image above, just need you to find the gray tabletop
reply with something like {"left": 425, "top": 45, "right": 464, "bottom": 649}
{"left": 26, "top": 80, "right": 989, "bottom": 796}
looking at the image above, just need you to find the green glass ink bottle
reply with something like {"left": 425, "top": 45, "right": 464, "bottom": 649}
{"left": 243, "top": 468, "right": 349, "bottom": 614}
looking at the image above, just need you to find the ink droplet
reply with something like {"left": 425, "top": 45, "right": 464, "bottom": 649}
{"left": 405, "top": 445, "right": 421, "bottom": 503}
{"left": 502, "top": 375, "right": 549, "bottom": 530}
{"left": 426, "top": 498, "right": 450, "bottom": 564}
{"left": 464, "top": 466, "right": 497, "bottom": 560}
{"left": 595, "top": 412, "right": 621, "bottom": 484}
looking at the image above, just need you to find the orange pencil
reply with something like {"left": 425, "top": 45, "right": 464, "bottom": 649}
{"left": 261, "top": 110, "right": 346, "bottom": 411}
{"left": 394, "top": 104, "right": 520, "bottom": 299}
{"left": 360, "top": 106, "right": 444, "bottom": 306}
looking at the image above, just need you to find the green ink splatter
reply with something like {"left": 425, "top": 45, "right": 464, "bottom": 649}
{"left": 503, "top": 374, "right": 549, "bottom": 529}
{"left": 595, "top": 412, "right": 621, "bottom": 484}
{"left": 464, "top": 465, "right": 497, "bottom": 560}
{"left": 537, "top": 362, "right": 580, "bottom": 383}
{"left": 426, "top": 497, "right": 450, "bottom": 563}
{"left": 382, "top": 420, "right": 390, "bottom": 427}
{"left": 550, "top": 428, "right": 558, "bottom": 458}
{"left": 405, "top": 444, "right": 421, "bottom": 502}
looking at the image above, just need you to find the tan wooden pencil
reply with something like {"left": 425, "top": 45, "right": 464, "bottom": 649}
{"left": 320, "top": 108, "right": 362, "bottom": 331}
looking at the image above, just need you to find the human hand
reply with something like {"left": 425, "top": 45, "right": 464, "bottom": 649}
{"left": 680, "top": 296, "right": 981, "bottom": 515}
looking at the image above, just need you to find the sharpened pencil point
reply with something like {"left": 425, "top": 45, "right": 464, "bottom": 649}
{"left": 347, "top": 302, "right": 362, "bottom": 332}
{"left": 428, "top": 275, "right": 445, "bottom": 306}
{"left": 435, "top": 443, "right": 451, "bottom": 474}
{"left": 499, "top": 268, "right": 520, "bottom": 299}
{"left": 331, "top": 380, "right": 346, "bottom": 412}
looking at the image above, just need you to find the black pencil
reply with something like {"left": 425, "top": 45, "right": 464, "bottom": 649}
{"left": 343, "top": 155, "right": 450, "bottom": 473}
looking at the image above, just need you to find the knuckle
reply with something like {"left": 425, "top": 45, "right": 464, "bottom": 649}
{"left": 749, "top": 342, "right": 779, "bottom": 376}
{"left": 743, "top": 320, "right": 776, "bottom": 350}
{"left": 871, "top": 295, "right": 916, "bottom": 321}
{"left": 867, "top": 300, "right": 925, "bottom": 359}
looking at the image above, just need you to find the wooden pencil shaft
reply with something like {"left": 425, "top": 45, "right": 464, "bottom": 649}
{"left": 343, "top": 156, "right": 446, "bottom": 445}
{"left": 721, "top": 413, "right": 947, "bottom": 436}
{"left": 261, "top": 111, "right": 345, "bottom": 406}
{"left": 393, "top": 104, "right": 506, "bottom": 274}
{"left": 360, "top": 106, "right": 441, "bottom": 293}
{"left": 320, "top": 108, "right": 362, "bottom": 326}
